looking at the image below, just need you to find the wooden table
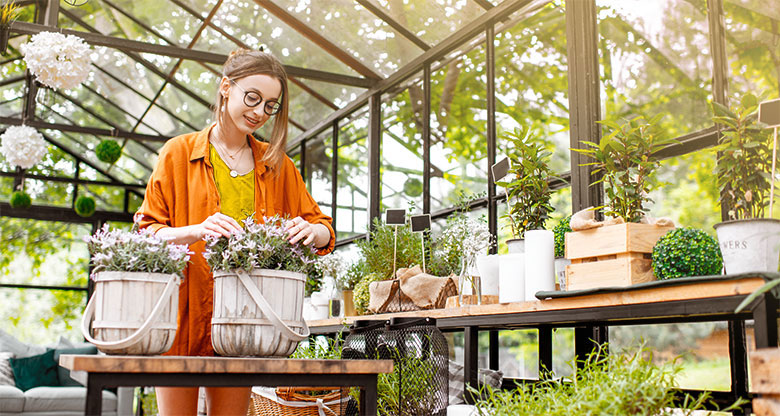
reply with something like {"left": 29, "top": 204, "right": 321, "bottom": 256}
{"left": 308, "top": 275, "right": 780, "bottom": 415}
{"left": 59, "top": 355, "right": 393, "bottom": 416}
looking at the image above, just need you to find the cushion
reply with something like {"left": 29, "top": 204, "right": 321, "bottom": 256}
{"left": 448, "top": 360, "right": 503, "bottom": 405}
{"left": 10, "top": 349, "right": 59, "bottom": 391}
{"left": 0, "top": 384, "right": 25, "bottom": 413}
{"left": 0, "top": 329, "right": 46, "bottom": 358}
{"left": 23, "top": 386, "right": 117, "bottom": 412}
{"left": 0, "top": 352, "right": 15, "bottom": 386}
{"left": 53, "top": 345, "right": 98, "bottom": 386}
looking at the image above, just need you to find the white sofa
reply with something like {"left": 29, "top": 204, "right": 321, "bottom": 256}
{"left": 0, "top": 330, "right": 133, "bottom": 416}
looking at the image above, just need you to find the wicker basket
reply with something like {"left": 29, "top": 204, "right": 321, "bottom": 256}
{"left": 248, "top": 387, "right": 350, "bottom": 416}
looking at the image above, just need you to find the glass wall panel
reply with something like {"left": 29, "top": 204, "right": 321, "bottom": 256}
{"left": 597, "top": 0, "right": 712, "bottom": 135}
{"left": 723, "top": 0, "right": 780, "bottom": 98}
{"left": 430, "top": 45, "right": 488, "bottom": 213}
{"left": 381, "top": 75, "right": 424, "bottom": 213}
{"left": 304, "top": 132, "right": 333, "bottom": 219}
{"left": 337, "top": 114, "right": 369, "bottom": 239}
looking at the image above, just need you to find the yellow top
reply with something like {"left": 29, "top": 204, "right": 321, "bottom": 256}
{"left": 209, "top": 143, "right": 254, "bottom": 223}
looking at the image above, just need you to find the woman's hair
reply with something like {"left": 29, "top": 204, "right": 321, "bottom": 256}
{"left": 214, "top": 49, "right": 289, "bottom": 173}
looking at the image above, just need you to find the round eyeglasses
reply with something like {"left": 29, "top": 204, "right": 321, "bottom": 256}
{"left": 229, "top": 79, "right": 282, "bottom": 116}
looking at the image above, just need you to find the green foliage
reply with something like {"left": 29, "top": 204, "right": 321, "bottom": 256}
{"left": 0, "top": 0, "right": 21, "bottom": 25}
{"left": 496, "top": 125, "right": 556, "bottom": 239}
{"left": 305, "top": 260, "right": 324, "bottom": 297}
{"left": 429, "top": 191, "right": 490, "bottom": 277}
{"left": 376, "top": 352, "right": 437, "bottom": 416}
{"left": 74, "top": 195, "right": 95, "bottom": 217}
{"left": 473, "top": 345, "right": 744, "bottom": 416}
{"left": 353, "top": 272, "right": 381, "bottom": 315}
{"left": 575, "top": 114, "right": 675, "bottom": 223}
{"left": 9, "top": 191, "right": 31, "bottom": 209}
{"left": 711, "top": 93, "right": 774, "bottom": 220}
{"left": 340, "top": 259, "right": 366, "bottom": 291}
{"left": 652, "top": 228, "right": 723, "bottom": 280}
{"left": 94, "top": 139, "right": 122, "bottom": 164}
{"left": 552, "top": 215, "right": 571, "bottom": 258}
{"left": 357, "top": 218, "right": 422, "bottom": 280}
{"left": 291, "top": 333, "right": 344, "bottom": 360}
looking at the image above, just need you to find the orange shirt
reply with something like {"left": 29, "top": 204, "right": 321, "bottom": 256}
{"left": 136, "top": 125, "right": 334, "bottom": 356}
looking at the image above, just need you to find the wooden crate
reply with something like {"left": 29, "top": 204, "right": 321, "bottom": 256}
{"left": 751, "top": 349, "right": 780, "bottom": 416}
{"left": 565, "top": 223, "right": 674, "bottom": 291}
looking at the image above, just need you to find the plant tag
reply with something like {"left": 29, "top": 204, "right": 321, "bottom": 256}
{"left": 410, "top": 214, "right": 431, "bottom": 232}
{"left": 491, "top": 157, "right": 510, "bottom": 182}
{"left": 759, "top": 98, "right": 780, "bottom": 128}
{"left": 385, "top": 209, "right": 406, "bottom": 225}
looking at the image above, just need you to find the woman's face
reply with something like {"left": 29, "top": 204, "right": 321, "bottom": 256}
{"left": 219, "top": 74, "right": 282, "bottom": 136}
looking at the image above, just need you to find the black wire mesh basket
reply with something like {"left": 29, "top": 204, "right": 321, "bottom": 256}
{"left": 343, "top": 317, "right": 449, "bottom": 416}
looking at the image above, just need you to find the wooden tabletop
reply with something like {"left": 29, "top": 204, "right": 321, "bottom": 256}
{"left": 308, "top": 276, "right": 767, "bottom": 328}
{"left": 59, "top": 355, "right": 393, "bottom": 375}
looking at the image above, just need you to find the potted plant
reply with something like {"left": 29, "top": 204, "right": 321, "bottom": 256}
{"left": 203, "top": 214, "right": 316, "bottom": 357}
{"left": 0, "top": 0, "right": 20, "bottom": 56}
{"left": 552, "top": 215, "right": 572, "bottom": 289}
{"left": 496, "top": 125, "right": 556, "bottom": 253}
{"left": 434, "top": 214, "right": 492, "bottom": 305}
{"left": 568, "top": 114, "right": 676, "bottom": 290}
{"left": 337, "top": 258, "right": 364, "bottom": 316}
{"left": 82, "top": 224, "right": 192, "bottom": 355}
{"left": 711, "top": 94, "right": 780, "bottom": 274}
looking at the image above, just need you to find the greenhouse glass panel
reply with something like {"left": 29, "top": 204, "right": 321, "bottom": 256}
{"left": 495, "top": 2, "right": 570, "bottom": 180}
{"left": 597, "top": 0, "right": 712, "bottom": 135}
{"left": 0, "top": 81, "right": 25, "bottom": 118}
{"left": 210, "top": 1, "right": 360, "bottom": 77}
{"left": 430, "top": 45, "right": 488, "bottom": 213}
{"left": 723, "top": 0, "right": 780, "bottom": 99}
{"left": 295, "top": 78, "right": 365, "bottom": 110}
{"left": 381, "top": 75, "right": 424, "bottom": 213}
{"left": 288, "top": 81, "right": 336, "bottom": 131}
{"left": 82, "top": 184, "right": 127, "bottom": 212}
{"left": 152, "top": 83, "right": 215, "bottom": 136}
{"left": 272, "top": 0, "right": 421, "bottom": 77}
{"left": 91, "top": 50, "right": 168, "bottom": 101}
{"left": 304, "top": 133, "right": 333, "bottom": 219}
{"left": 361, "top": 0, "right": 486, "bottom": 46}
{"left": 337, "top": 114, "right": 369, "bottom": 239}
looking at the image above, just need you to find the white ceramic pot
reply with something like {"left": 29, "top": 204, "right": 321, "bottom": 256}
{"left": 506, "top": 238, "right": 525, "bottom": 253}
{"left": 714, "top": 218, "right": 780, "bottom": 274}
{"left": 476, "top": 254, "right": 500, "bottom": 296}
{"left": 498, "top": 253, "right": 525, "bottom": 303}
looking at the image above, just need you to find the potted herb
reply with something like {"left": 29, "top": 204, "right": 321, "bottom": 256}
{"left": 711, "top": 94, "right": 780, "bottom": 274}
{"left": 0, "top": 0, "right": 20, "bottom": 56}
{"left": 567, "top": 114, "right": 676, "bottom": 290}
{"left": 496, "top": 125, "right": 556, "bottom": 253}
{"left": 337, "top": 259, "right": 364, "bottom": 316}
{"left": 83, "top": 224, "right": 192, "bottom": 355}
{"left": 203, "top": 215, "right": 317, "bottom": 356}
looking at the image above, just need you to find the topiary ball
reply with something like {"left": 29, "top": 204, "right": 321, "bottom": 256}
{"left": 74, "top": 195, "right": 96, "bottom": 217}
{"left": 10, "top": 191, "right": 31, "bottom": 209}
{"left": 95, "top": 139, "right": 122, "bottom": 164}
{"left": 652, "top": 227, "right": 723, "bottom": 280}
{"left": 552, "top": 215, "right": 572, "bottom": 258}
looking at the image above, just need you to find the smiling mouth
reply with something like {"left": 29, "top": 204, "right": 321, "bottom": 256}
{"left": 244, "top": 115, "right": 260, "bottom": 126}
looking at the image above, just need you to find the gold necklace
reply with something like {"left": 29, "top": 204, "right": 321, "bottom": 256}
{"left": 211, "top": 138, "right": 248, "bottom": 178}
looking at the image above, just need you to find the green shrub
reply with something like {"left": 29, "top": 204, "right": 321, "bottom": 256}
{"left": 473, "top": 345, "right": 744, "bottom": 416}
{"left": 353, "top": 272, "right": 381, "bottom": 315}
{"left": 9, "top": 191, "right": 31, "bottom": 209}
{"left": 652, "top": 228, "right": 722, "bottom": 280}
{"left": 340, "top": 259, "right": 366, "bottom": 291}
{"left": 74, "top": 196, "right": 96, "bottom": 217}
{"left": 95, "top": 139, "right": 122, "bottom": 164}
{"left": 357, "top": 218, "right": 422, "bottom": 280}
{"left": 553, "top": 215, "right": 571, "bottom": 258}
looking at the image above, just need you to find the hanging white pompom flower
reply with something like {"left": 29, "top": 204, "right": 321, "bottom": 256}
{"left": 0, "top": 125, "right": 48, "bottom": 169}
{"left": 20, "top": 31, "right": 92, "bottom": 90}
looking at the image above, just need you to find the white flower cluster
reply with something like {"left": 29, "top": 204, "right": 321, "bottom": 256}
{"left": 0, "top": 125, "right": 47, "bottom": 169}
{"left": 20, "top": 31, "right": 92, "bottom": 90}
{"left": 441, "top": 216, "right": 493, "bottom": 260}
{"left": 85, "top": 224, "right": 193, "bottom": 278}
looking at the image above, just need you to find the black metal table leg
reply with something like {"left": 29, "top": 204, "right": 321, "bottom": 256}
{"left": 752, "top": 293, "right": 779, "bottom": 349}
{"left": 360, "top": 374, "right": 378, "bottom": 416}
{"left": 538, "top": 325, "right": 553, "bottom": 378}
{"left": 489, "top": 330, "right": 499, "bottom": 371}
{"left": 463, "top": 326, "right": 479, "bottom": 404}
{"left": 728, "top": 320, "right": 750, "bottom": 416}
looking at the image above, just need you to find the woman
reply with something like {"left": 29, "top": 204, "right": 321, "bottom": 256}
{"left": 136, "top": 49, "right": 335, "bottom": 415}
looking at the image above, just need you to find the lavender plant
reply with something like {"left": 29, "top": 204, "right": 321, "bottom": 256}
{"left": 203, "top": 215, "right": 317, "bottom": 274}
{"left": 85, "top": 224, "right": 192, "bottom": 278}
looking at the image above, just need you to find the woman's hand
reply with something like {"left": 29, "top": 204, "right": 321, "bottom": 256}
{"left": 285, "top": 217, "right": 329, "bottom": 248}
{"left": 195, "top": 213, "right": 242, "bottom": 240}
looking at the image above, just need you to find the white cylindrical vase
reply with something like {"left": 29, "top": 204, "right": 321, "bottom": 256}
{"left": 524, "top": 230, "right": 555, "bottom": 301}
{"left": 499, "top": 253, "right": 525, "bottom": 303}
{"left": 476, "top": 254, "right": 501, "bottom": 296}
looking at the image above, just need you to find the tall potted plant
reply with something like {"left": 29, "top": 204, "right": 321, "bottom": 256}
{"left": 204, "top": 215, "right": 316, "bottom": 357}
{"left": 0, "top": 0, "right": 20, "bottom": 56}
{"left": 567, "top": 114, "right": 676, "bottom": 290}
{"left": 496, "top": 125, "right": 556, "bottom": 253}
{"left": 82, "top": 224, "right": 192, "bottom": 355}
{"left": 711, "top": 94, "right": 780, "bottom": 274}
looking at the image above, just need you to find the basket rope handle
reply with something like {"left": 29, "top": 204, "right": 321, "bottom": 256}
{"left": 236, "top": 270, "right": 310, "bottom": 342}
{"left": 81, "top": 274, "right": 180, "bottom": 349}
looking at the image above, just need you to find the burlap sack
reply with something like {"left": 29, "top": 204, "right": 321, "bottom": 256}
{"left": 367, "top": 265, "right": 457, "bottom": 313}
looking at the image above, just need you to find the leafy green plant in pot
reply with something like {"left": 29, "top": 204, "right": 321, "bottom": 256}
{"left": 0, "top": 1, "right": 20, "bottom": 56}
{"left": 552, "top": 215, "right": 572, "bottom": 288}
{"left": 711, "top": 93, "right": 780, "bottom": 274}
{"left": 495, "top": 125, "right": 556, "bottom": 253}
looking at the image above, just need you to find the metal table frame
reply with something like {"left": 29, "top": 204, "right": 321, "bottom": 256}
{"left": 310, "top": 286, "right": 779, "bottom": 415}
